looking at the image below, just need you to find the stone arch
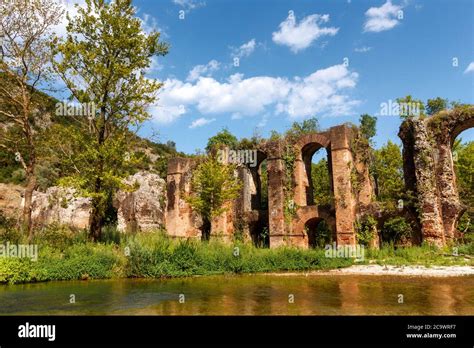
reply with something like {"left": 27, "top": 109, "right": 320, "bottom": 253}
{"left": 294, "top": 133, "right": 331, "bottom": 152}
{"left": 305, "top": 218, "right": 333, "bottom": 248}
{"left": 293, "top": 132, "right": 332, "bottom": 207}
{"left": 291, "top": 205, "right": 336, "bottom": 248}
{"left": 429, "top": 108, "right": 474, "bottom": 242}
{"left": 249, "top": 150, "right": 268, "bottom": 210}
{"left": 448, "top": 115, "right": 474, "bottom": 147}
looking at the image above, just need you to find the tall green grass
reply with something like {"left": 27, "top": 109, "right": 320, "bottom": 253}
{"left": 0, "top": 224, "right": 472, "bottom": 284}
{"left": 125, "top": 233, "right": 353, "bottom": 278}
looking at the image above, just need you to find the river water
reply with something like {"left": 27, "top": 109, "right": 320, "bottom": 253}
{"left": 1, "top": 274, "right": 473, "bottom": 315}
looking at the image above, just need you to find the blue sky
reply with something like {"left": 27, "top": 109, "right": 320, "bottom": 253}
{"left": 62, "top": 0, "right": 474, "bottom": 154}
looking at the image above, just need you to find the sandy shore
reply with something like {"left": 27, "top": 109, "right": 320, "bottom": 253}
{"left": 270, "top": 265, "right": 474, "bottom": 277}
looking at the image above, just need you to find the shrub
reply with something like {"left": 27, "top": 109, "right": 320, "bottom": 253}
{"left": 33, "top": 223, "right": 79, "bottom": 251}
{"left": 0, "top": 212, "right": 22, "bottom": 244}
{"left": 381, "top": 217, "right": 412, "bottom": 245}
{"left": 356, "top": 215, "right": 377, "bottom": 246}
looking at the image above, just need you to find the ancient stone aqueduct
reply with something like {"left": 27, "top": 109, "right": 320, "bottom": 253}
{"left": 11, "top": 107, "right": 471, "bottom": 248}
{"left": 166, "top": 107, "right": 474, "bottom": 248}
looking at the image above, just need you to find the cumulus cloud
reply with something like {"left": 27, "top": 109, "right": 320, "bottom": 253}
{"left": 232, "top": 39, "right": 257, "bottom": 58}
{"left": 189, "top": 117, "right": 216, "bottom": 128}
{"left": 187, "top": 60, "right": 220, "bottom": 82}
{"left": 272, "top": 13, "right": 339, "bottom": 53}
{"left": 151, "top": 64, "right": 359, "bottom": 124}
{"left": 364, "top": 1, "right": 403, "bottom": 33}
{"left": 464, "top": 62, "right": 474, "bottom": 74}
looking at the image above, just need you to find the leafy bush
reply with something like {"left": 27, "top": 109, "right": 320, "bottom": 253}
{"left": 33, "top": 223, "right": 80, "bottom": 251}
{"left": 10, "top": 168, "right": 26, "bottom": 185}
{"left": 356, "top": 215, "right": 377, "bottom": 246}
{"left": 381, "top": 217, "right": 412, "bottom": 245}
{"left": 0, "top": 212, "right": 22, "bottom": 244}
{"left": 0, "top": 243, "right": 126, "bottom": 284}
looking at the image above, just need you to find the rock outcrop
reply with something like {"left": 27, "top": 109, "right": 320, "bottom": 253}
{"left": 31, "top": 186, "right": 91, "bottom": 229}
{"left": 1, "top": 171, "right": 166, "bottom": 233}
{"left": 0, "top": 183, "right": 24, "bottom": 219}
{"left": 114, "top": 171, "right": 166, "bottom": 232}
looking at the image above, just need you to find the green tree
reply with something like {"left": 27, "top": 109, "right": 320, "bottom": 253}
{"left": 373, "top": 141, "right": 404, "bottom": 204}
{"left": 285, "top": 117, "right": 319, "bottom": 142}
{"left": 206, "top": 128, "right": 238, "bottom": 153}
{"left": 454, "top": 141, "right": 474, "bottom": 205}
{"left": 382, "top": 216, "right": 412, "bottom": 245}
{"left": 396, "top": 95, "right": 425, "bottom": 119}
{"left": 52, "top": 0, "right": 168, "bottom": 240}
{"left": 426, "top": 97, "right": 448, "bottom": 115}
{"left": 359, "top": 114, "right": 377, "bottom": 142}
{"left": 454, "top": 141, "right": 474, "bottom": 234}
{"left": 0, "top": 0, "right": 63, "bottom": 239}
{"left": 186, "top": 156, "right": 241, "bottom": 240}
{"left": 311, "top": 158, "right": 332, "bottom": 205}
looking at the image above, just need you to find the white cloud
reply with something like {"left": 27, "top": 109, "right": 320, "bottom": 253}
{"left": 151, "top": 64, "right": 359, "bottom": 124}
{"left": 272, "top": 13, "right": 339, "bottom": 53}
{"left": 54, "top": 2, "right": 167, "bottom": 40}
{"left": 364, "top": 1, "right": 403, "bottom": 33}
{"left": 232, "top": 39, "right": 257, "bottom": 58}
{"left": 187, "top": 60, "right": 220, "bottom": 82}
{"left": 140, "top": 13, "right": 167, "bottom": 38}
{"left": 354, "top": 46, "right": 372, "bottom": 53}
{"left": 145, "top": 56, "right": 164, "bottom": 75}
{"left": 150, "top": 104, "right": 187, "bottom": 124}
{"left": 189, "top": 117, "right": 216, "bottom": 128}
{"left": 464, "top": 62, "right": 474, "bottom": 74}
{"left": 173, "top": 0, "right": 205, "bottom": 12}
{"left": 53, "top": 0, "right": 85, "bottom": 38}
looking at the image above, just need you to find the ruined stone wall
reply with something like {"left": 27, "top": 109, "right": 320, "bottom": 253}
{"left": 164, "top": 124, "right": 373, "bottom": 248}
{"left": 165, "top": 158, "right": 202, "bottom": 239}
{"left": 399, "top": 107, "right": 474, "bottom": 246}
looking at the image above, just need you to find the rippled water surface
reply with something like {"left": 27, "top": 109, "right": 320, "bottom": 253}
{"left": 1, "top": 274, "right": 473, "bottom": 315}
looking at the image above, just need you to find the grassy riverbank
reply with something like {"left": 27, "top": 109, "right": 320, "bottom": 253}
{"left": 0, "top": 226, "right": 473, "bottom": 284}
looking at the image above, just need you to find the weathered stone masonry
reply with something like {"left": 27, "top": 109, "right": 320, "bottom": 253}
{"left": 166, "top": 108, "right": 473, "bottom": 248}
{"left": 399, "top": 107, "right": 474, "bottom": 247}
{"left": 165, "top": 124, "right": 373, "bottom": 248}
{"left": 15, "top": 109, "right": 471, "bottom": 247}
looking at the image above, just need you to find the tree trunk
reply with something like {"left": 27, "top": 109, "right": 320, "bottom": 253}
{"left": 23, "top": 166, "right": 37, "bottom": 242}
{"left": 89, "top": 178, "right": 104, "bottom": 241}
{"left": 201, "top": 218, "right": 211, "bottom": 241}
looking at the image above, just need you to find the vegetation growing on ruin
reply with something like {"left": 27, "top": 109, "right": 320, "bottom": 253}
{"left": 186, "top": 155, "right": 241, "bottom": 240}
{"left": 311, "top": 159, "right": 332, "bottom": 206}
{"left": 355, "top": 215, "right": 377, "bottom": 246}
